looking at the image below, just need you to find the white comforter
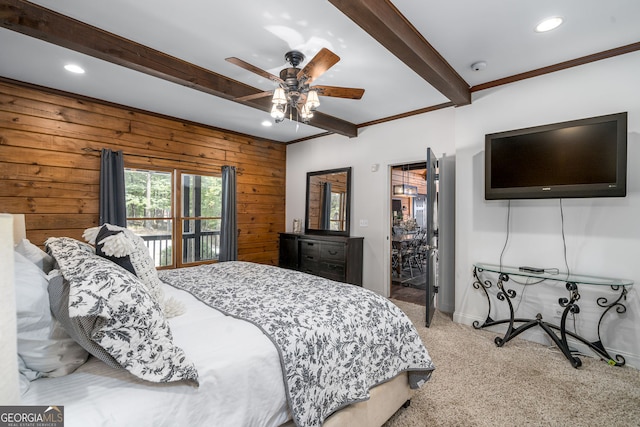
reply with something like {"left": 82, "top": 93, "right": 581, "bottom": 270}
{"left": 21, "top": 284, "right": 290, "bottom": 427}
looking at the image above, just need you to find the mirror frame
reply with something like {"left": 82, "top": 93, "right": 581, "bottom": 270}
{"left": 304, "top": 167, "right": 352, "bottom": 236}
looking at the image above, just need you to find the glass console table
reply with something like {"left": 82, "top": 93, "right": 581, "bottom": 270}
{"left": 472, "top": 263, "right": 633, "bottom": 368}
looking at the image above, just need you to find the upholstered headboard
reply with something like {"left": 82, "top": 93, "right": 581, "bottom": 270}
{"left": 0, "top": 214, "right": 19, "bottom": 403}
{"left": 12, "top": 213, "right": 26, "bottom": 244}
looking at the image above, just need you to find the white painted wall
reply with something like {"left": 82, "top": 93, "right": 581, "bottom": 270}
{"left": 286, "top": 108, "right": 456, "bottom": 296}
{"left": 287, "top": 50, "right": 640, "bottom": 368}
{"left": 454, "top": 51, "right": 640, "bottom": 367}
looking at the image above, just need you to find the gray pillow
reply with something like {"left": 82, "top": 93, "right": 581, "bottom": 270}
{"left": 47, "top": 271, "right": 120, "bottom": 369}
{"left": 15, "top": 238, "right": 55, "bottom": 273}
{"left": 14, "top": 252, "right": 88, "bottom": 379}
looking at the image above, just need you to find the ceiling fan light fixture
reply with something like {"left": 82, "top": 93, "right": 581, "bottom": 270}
{"left": 300, "top": 104, "right": 314, "bottom": 122}
{"left": 305, "top": 90, "right": 320, "bottom": 110}
{"left": 228, "top": 48, "right": 362, "bottom": 127}
{"left": 270, "top": 104, "right": 285, "bottom": 121}
{"left": 272, "top": 87, "right": 287, "bottom": 105}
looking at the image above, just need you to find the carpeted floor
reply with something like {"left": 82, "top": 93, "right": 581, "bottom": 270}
{"left": 384, "top": 300, "right": 640, "bottom": 427}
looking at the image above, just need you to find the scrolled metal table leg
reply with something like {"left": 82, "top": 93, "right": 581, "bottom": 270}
{"left": 494, "top": 273, "right": 517, "bottom": 347}
{"left": 557, "top": 282, "right": 583, "bottom": 368}
{"left": 472, "top": 267, "right": 495, "bottom": 329}
{"left": 593, "top": 285, "right": 628, "bottom": 366}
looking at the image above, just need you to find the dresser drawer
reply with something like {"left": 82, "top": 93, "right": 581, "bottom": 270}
{"left": 319, "top": 243, "right": 345, "bottom": 262}
{"left": 320, "top": 262, "right": 346, "bottom": 282}
{"left": 300, "top": 240, "right": 320, "bottom": 261}
{"left": 299, "top": 259, "right": 321, "bottom": 276}
{"left": 279, "top": 233, "right": 363, "bottom": 286}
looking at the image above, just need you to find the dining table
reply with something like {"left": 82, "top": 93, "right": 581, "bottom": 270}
{"left": 392, "top": 232, "right": 420, "bottom": 281}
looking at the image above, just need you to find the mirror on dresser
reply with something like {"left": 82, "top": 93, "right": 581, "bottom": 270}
{"left": 304, "top": 167, "right": 351, "bottom": 236}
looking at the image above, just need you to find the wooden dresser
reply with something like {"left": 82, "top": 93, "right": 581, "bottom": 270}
{"left": 278, "top": 233, "right": 364, "bottom": 286}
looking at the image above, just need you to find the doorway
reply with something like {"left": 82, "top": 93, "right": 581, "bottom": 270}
{"left": 387, "top": 152, "right": 455, "bottom": 326}
{"left": 389, "top": 162, "right": 427, "bottom": 306}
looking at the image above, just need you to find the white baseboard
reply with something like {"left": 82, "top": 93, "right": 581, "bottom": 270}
{"left": 452, "top": 311, "right": 640, "bottom": 370}
{"left": 453, "top": 311, "right": 483, "bottom": 326}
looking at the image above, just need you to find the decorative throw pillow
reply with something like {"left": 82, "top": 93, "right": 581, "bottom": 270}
{"left": 45, "top": 237, "right": 198, "bottom": 385}
{"left": 14, "top": 251, "right": 89, "bottom": 379}
{"left": 93, "top": 225, "right": 136, "bottom": 274}
{"left": 47, "top": 269, "right": 121, "bottom": 369}
{"left": 83, "top": 224, "right": 185, "bottom": 318}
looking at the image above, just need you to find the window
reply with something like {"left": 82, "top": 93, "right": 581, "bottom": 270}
{"left": 181, "top": 173, "right": 222, "bottom": 264}
{"left": 125, "top": 168, "right": 222, "bottom": 268}
{"left": 329, "top": 191, "right": 346, "bottom": 231}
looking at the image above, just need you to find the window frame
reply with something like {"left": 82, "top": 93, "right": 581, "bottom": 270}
{"left": 124, "top": 165, "right": 222, "bottom": 269}
{"left": 177, "top": 171, "right": 223, "bottom": 267}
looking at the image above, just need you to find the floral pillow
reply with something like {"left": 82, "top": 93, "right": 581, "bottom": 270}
{"left": 45, "top": 237, "right": 198, "bottom": 385}
{"left": 83, "top": 224, "right": 185, "bottom": 318}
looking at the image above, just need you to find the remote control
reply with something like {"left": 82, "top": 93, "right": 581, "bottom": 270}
{"left": 519, "top": 266, "right": 544, "bottom": 274}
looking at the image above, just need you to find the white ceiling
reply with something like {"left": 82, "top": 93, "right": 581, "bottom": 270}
{"left": 1, "top": 0, "right": 639, "bottom": 143}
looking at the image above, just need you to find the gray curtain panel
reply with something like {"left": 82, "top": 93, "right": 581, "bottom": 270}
{"left": 320, "top": 182, "right": 332, "bottom": 230}
{"left": 99, "top": 148, "right": 127, "bottom": 226}
{"left": 219, "top": 165, "right": 238, "bottom": 262}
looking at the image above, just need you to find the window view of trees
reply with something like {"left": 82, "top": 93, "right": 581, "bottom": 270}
{"left": 124, "top": 168, "right": 222, "bottom": 267}
{"left": 125, "top": 169, "right": 172, "bottom": 224}
{"left": 330, "top": 192, "right": 345, "bottom": 231}
{"left": 181, "top": 174, "right": 222, "bottom": 264}
{"left": 125, "top": 169, "right": 173, "bottom": 266}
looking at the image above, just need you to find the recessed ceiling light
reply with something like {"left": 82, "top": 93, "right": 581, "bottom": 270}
{"left": 261, "top": 120, "right": 273, "bottom": 127}
{"left": 535, "top": 16, "right": 563, "bottom": 33}
{"left": 64, "top": 64, "right": 85, "bottom": 74}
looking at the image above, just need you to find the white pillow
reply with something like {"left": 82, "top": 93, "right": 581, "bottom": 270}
{"left": 17, "top": 355, "right": 36, "bottom": 396}
{"left": 14, "top": 251, "right": 88, "bottom": 378}
{"left": 15, "top": 238, "right": 54, "bottom": 273}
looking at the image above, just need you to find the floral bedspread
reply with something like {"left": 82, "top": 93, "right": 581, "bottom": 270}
{"left": 159, "top": 261, "right": 434, "bottom": 427}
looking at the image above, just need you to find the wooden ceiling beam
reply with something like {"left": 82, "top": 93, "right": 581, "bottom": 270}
{"left": 329, "top": 0, "right": 471, "bottom": 106}
{"left": 0, "top": 0, "right": 357, "bottom": 138}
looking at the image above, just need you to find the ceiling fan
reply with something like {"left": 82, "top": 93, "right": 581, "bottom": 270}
{"left": 226, "top": 48, "right": 365, "bottom": 124}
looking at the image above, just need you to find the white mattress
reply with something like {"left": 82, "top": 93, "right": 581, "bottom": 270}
{"left": 21, "top": 284, "right": 291, "bottom": 427}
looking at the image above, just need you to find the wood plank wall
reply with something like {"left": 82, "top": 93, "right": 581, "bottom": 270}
{"left": 0, "top": 79, "right": 286, "bottom": 265}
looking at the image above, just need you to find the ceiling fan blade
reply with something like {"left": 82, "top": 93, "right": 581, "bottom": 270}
{"left": 234, "top": 91, "right": 274, "bottom": 102}
{"left": 297, "top": 48, "right": 340, "bottom": 84}
{"left": 225, "top": 57, "right": 283, "bottom": 84}
{"left": 313, "top": 85, "right": 365, "bottom": 99}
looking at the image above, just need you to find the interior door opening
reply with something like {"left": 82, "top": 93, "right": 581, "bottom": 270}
{"left": 388, "top": 148, "right": 441, "bottom": 327}
{"left": 389, "top": 161, "right": 428, "bottom": 307}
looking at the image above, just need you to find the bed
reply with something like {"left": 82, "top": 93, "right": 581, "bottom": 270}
{"left": 8, "top": 215, "right": 435, "bottom": 426}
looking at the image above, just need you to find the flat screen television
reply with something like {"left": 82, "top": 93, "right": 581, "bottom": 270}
{"left": 485, "top": 112, "right": 627, "bottom": 200}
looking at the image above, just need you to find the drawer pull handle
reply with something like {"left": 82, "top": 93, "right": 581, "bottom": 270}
{"left": 328, "top": 250, "right": 338, "bottom": 255}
